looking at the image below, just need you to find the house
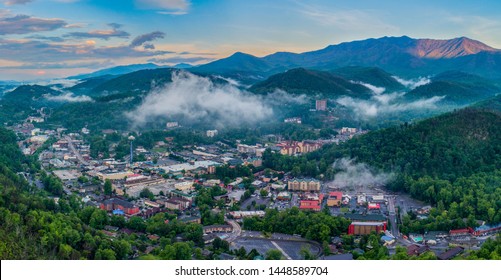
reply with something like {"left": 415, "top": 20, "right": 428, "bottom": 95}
{"left": 327, "top": 191, "right": 343, "bottom": 207}
{"left": 100, "top": 198, "right": 139, "bottom": 215}
{"left": 406, "top": 244, "right": 430, "bottom": 256}
{"left": 438, "top": 247, "right": 464, "bottom": 260}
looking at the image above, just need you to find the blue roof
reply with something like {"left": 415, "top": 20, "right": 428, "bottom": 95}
{"left": 112, "top": 209, "right": 124, "bottom": 215}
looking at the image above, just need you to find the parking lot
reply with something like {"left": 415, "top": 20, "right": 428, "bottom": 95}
{"left": 230, "top": 235, "right": 321, "bottom": 260}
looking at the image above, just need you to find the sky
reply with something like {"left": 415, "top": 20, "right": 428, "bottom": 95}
{"left": 1, "top": 0, "right": 501, "bottom": 80}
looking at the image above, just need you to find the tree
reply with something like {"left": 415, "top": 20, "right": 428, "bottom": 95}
{"left": 104, "top": 179, "right": 112, "bottom": 196}
{"left": 265, "top": 249, "right": 283, "bottom": 260}
{"left": 89, "top": 209, "right": 108, "bottom": 229}
{"left": 95, "top": 248, "right": 116, "bottom": 260}
{"left": 260, "top": 189, "right": 269, "bottom": 197}
{"left": 140, "top": 188, "right": 154, "bottom": 200}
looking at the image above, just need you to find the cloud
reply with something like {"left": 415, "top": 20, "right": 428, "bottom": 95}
{"left": 136, "top": 0, "right": 189, "bottom": 10}
{"left": 352, "top": 81, "right": 386, "bottom": 95}
{"left": 126, "top": 71, "right": 273, "bottom": 128}
{"left": 136, "top": 0, "right": 190, "bottom": 15}
{"left": 65, "top": 23, "right": 130, "bottom": 40}
{"left": 25, "top": 35, "right": 65, "bottom": 42}
{"left": 393, "top": 76, "right": 431, "bottom": 89}
{"left": 0, "top": 38, "right": 171, "bottom": 63}
{"left": 130, "top": 31, "right": 165, "bottom": 48}
{"left": 4, "top": 0, "right": 33, "bottom": 5}
{"left": 0, "top": 13, "right": 67, "bottom": 35}
{"left": 299, "top": 4, "right": 398, "bottom": 33}
{"left": 265, "top": 89, "right": 309, "bottom": 105}
{"left": 335, "top": 93, "right": 444, "bottom": 118}
{"left": 44, "top": 92, "right": 92, "bottom": 102}
{"left": 329, "top": 158, "right": 395, "bottom": 189}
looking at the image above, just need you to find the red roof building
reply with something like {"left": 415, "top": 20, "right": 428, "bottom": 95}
{"left": 299, "top": 200, "right": 321, "bottom": 211}
{"left": 449, "top": 228, "right": 473, "bottom": 236}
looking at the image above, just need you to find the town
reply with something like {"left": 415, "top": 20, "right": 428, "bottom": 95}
{"left": 9, "top": 105, "right": 500, "bottom": 261}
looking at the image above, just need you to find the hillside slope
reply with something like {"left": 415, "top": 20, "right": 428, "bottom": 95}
{"left": 249, "top": 68, "right": 372, "bottom": 98}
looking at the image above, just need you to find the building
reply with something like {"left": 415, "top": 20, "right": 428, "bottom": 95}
{"left": 340, "top": 127, "right": 357, "bottom": 134}
{"left": 174, "top": 181, "right": 194, "bottom": 191}
{"left": 277, "top": 140, "right": 322, "bottom": 156}
{"left": 449, "top": 228, "right": 473, "bottom": 237}
{"left": 277, "top": 140, "right": 323, "bottom": 156}
{"left": 144, "top": 200, "right": 161, "bottom": 208}
{"left": 237, "top": 144, "right": 259, "bottom": 154}
{"left": 348, "top": 222, "right": 386, "bottom": 235}
{"left": 438, "top": 247, "right": 464, "bottom": 260}
{"left": 97, "top": 171, "right": 133, "bottom": 181}
{"left": 284, "top": 117, "right": 302, "bottom": 124}
{"left": 169, "top": 190, "right": 195, "bottom": 203}
{"left": 406, "top": 244, "right": 430, "bottom": 257}
{"left": 244, "top": 157, "right": 262, "bottom": 167}
{"left": 276, "top": 191, "right": 291, "bottom": 201}
{"left": 315, "top": 99, "right": 327, "bottom": 111}
{"left": 228, "top": 211, "right": 265, "bottom": 219}
{"left": 344, "top": 213, "right": 387, "bottom": 223}
{"left": 368, "top": 203, "right": 381, "bottom": 211}
{"left": 179, "top": 216, "right": 201, "bottom": 224}
{"left": 473, "top": 223, "right": 501, "bottom": 236}
{"left": 100, "top": 198, "right": 139, "bottom": 215}
{"left": 206, "top": 130, "right": 218, "bottom": 137}
{"left": 203, "top": 224, "right": 233, "bottom": 234}
{"left": 165, "top": 197, "right": 191, "bottom": 210}
{"left": 299, "top": 200, "right": 321, "bottom": 211}
{"left": 327, "top": 191, "right": 343, "bottom": 207}
{"left": 288, "top": 178, "right": 321, "bottom": 192}
{"left": 166, "top": 122, "right": 179, "bottom": 128}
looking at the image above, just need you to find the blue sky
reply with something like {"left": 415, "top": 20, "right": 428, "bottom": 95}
{"left": 1, "top": 0, "right": 501, "bottom": 80}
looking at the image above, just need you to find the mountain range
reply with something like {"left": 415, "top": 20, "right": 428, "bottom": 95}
{"left": 194, "top": 36, "right": 501, "bottom": 81}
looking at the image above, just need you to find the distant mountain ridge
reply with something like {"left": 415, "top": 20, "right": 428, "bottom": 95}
{"left": 195, "top": 36, "right": 501, "bottom": 79}
{"left": 68, "top": 63, "right": 162, "bottom": 80}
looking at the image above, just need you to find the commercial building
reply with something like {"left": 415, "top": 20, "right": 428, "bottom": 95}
{"left": 327, "top": 191, "right": 343, "bottom": 207}
{"left": 288, "top": 178, "right": 321, "bottom": 192}
{"left": 165, "top": 197, "right": 191, "bottom": 210}
{"left": 228, "top": 211, "right": 265, "bottom": 219}
{"left": 299, "top": 200, "right": 321, "bottom": 211}
{"left": 348, "top": 222, "right": 387, "bottom": 235}
{"left": 100, "top": 198, "right": 139, "bottom": 215}
{"left": 277, "top": 141, "right": 322, "bottom": 156}
{"left": 174, "top": 181, "right": 194, "bottom": 191}
{"left": 315, "top": 99, "right": 327, "bottom": 111}
{"left": 206, "top": 130, "right": 218, "bottom": 137}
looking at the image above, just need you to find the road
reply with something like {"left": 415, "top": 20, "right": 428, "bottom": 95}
{"left": 226, "top": 219, "right": 242, "bottom": 242}
{"left": 387, "top": 195, "right": 400, "bottom": 238}
{"left": 65, "top": 136, "right": 89, "bottom": 166}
